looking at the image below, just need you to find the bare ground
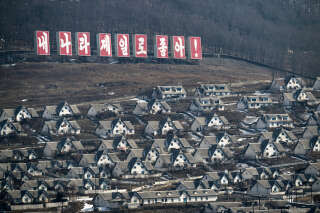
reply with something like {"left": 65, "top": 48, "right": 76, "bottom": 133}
{"left": 0, "top": 58, "right": 274, "bottom": 108}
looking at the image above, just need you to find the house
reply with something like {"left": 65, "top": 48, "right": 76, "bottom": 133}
{"left": 93, "top": 192, "right": 129, "bottom": 211}
{"left": 256, "top": 114, "right": 294, "bottom": 129}
{"left": 249, "top": 180, "right": 286, "bottom": 196}
{"left": 295, "top": 89, "right": 317, "bottom": 104}
{"left": 191, "top": 114, "right": 230, "bottom": 132}
{"left": 208, "top": 145, "right": 232, "bottom": 163}
{"left": 96, "top": 118, "right": 135, "bottom": 138}
{"left": 113, "top": 136, "right": 138, "bottom": 152}
{"left": 258, "top": 128, "right": 297, "bottom": 144}
{"left": 237, "top": 95, "right": 273, "bottom": 110}
{"left": 165, "top": 134, "right": 193, "bottom": 153}
{"left": 0, "top": 106, "right": 39, "bottom": 123}
{"left": 42, "top": 138, "right": 85, "bottom": 157}
{"left": 87, "top": 103, "right": 122, "bottom": 117}
{"left": 189, "top": 97, "right": 225, "bottom": 112}
{"left": 133, "top": 99, "right": 171, "bottom": 115}
{"left": 195, "top": 84, "right": 232, "bottom": 97}
{"left": 207, "top": 114, "right": 230, "bottom": 130}
{"left": 261, "top": 140, "right": 285, "bottom": 158}
{"left": 128, "top": 158, "right": 153, "bottom": 175}
{"left": 243, "top": 140, "right": 285, "bottom": 159}
{"left": 204, "top": 171, "right": 233, "bottom": 186}
{"left": 283, "top": 89, "right": 318, "bottom": 107}
{"left": 285, "top": 76, "right": 306, "bottom": 91}
{"left": 129, "top": 190, "right": 218, "bottom": 208}
{"left": 0, "top": 106, "right": 39, "bottom": 122}
{"left": 194, "top": 146, "right": 231, "bottom": 163}
{"left": 96, "top": 150, "right": 119, "bottom": 167}
{"left": 215, "top": 132, "right": 235, "bottom": 147}
{"left": 41, "top": 118, "right": 81, "bottom": 136}
{"left": 144, "top": 147, "right": 161, "bottom": 164}
{"left": 0, "top": 120, "right": 22, "bottom": 136}
{"left": 313, "top": 77, "right": 320, "bottom": 90}
{"left": 171, "top": 150, "right": 195, "bottom": 169}
{"left": 1, "top": 148, "right": 39, "bottom": 161}
{"left": 42, "top": 101, "right": 80, "bottom": 119}
{"left": 144, "top": 117, "right": 183, "bottom": 136}
{"left": 152, "top": 85, "right": 187, "bottom": 100}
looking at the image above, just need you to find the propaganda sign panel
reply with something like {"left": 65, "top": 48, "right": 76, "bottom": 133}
{"left": 154, "top": 35, "right": 168, "bottom": 59}
{"left": 172, "top": 36, "right": 186, "bottom": 59}
{"left": 134, "top": 34, "right": 147, "bottom": 58}
{"left": 188, "top": 37, "right": 202, "bottom": 60}
{"left": 35, "top": 31, "right": 50, "bottom": 55}
{"left": 76, "top": 32, "right": 91, "bottom": 56}
{"left": 57, "top": 31, "right": 72, "bottom": 56}
{"left": 116, "top": 34, "right": 130, "bottom": 57}
{"left": 97, "top": 33, "right": 112, "bottom": 57}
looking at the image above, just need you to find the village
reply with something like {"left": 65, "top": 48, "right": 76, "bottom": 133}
{"left": 1, "top": 75, "right": 320, "bottom": 212}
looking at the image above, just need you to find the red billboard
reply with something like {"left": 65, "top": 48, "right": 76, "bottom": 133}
{"left": 57, "top": 31, "right": 72, "bottom": 56}
{"left": 97, "top": 33, "right": 112, "bottom": 57}
{"left": 116, "top": 34, "right": 130, "bottom": 57}
{"left": 154, "top": 35, "right": 168, "bottom": 58}
{"left": 76, "top": 32, "right": 91, "bottom": 56}
{"left": 35, "top": 31, "right": 50, "bottom": 55}
{"left": 134, "top": 34, "right": 147, "bottom": 58}
{"left": 172, "top": 36, "right": 186, "bottom": 59}
{"left": 188, "top": 37, "right": 202, "bottom": 60}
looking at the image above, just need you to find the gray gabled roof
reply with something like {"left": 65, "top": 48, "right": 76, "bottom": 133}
{"left": 146, "top": 121, "right": 160, "bottom": 131}
{"left": 98, "top": 140, "right": 114, "bottom": 150}
{"left": 79, "top": 154, "right": 96, "bottom": 166}
{"left": 199, "top": 136, "right": 217, "bottom": 148}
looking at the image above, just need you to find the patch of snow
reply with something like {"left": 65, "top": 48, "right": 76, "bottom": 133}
{"left": 239, "top": 129, "right": 257, "bottom": 136}
{"left": 253, "top": 91, "right": 270, "bottom": 95}
{"left": 242, "top": 116, "right": 259, "bottom": 125}
{"left": 81, "top": 202, "right": 93, "bottom": 212}
{"left": 237, "top": 138, "right": 246, "bottom": 142}
{"left": 77, "top": 197, "right": 92, "bottom": 201}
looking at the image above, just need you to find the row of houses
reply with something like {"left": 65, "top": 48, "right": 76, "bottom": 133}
{"left": 1, "top": 76, "right": 320, "bottom": 211}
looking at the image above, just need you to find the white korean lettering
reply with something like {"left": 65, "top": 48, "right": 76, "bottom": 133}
{"left": 119, "top": 35, "right": 128, "bottom": 56}
{"left": 158, "top": 37, "right": 167, "bottom": 57}
{"left": 100, "top": 34, "right": 111, "bottom": 55}
{"left": 174, "top": 37, "right": 184, "bottom": 57}
{"left": 38, "top": 32, "right": 49, "bottom": 53}
{"left": 60, "top": 33, "right": 71, "bottom": 54}
{"left": 137, "top": 37, "right": 146, "bottom": 55}
{"left": 79, "top": 33, "right": 90, "bottom": 54}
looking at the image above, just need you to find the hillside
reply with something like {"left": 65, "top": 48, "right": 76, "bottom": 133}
{"left": 1, "top": 0, "right": 320, "bottom": 76}
{"left": 0, "top": 58, "right": 274, "bottom": 107}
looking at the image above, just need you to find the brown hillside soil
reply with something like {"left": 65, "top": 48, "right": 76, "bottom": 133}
{"left": 0, "top": 58, "right": 273, "bottom": 108}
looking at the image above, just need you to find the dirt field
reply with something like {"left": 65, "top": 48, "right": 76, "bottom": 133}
{"left": 0, "top": 58, "right": 274, "bottom": 108}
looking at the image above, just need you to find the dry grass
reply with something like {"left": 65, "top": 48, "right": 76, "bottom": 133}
{"left": 0, "top": 58, "right": 273, "bottom": 108}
